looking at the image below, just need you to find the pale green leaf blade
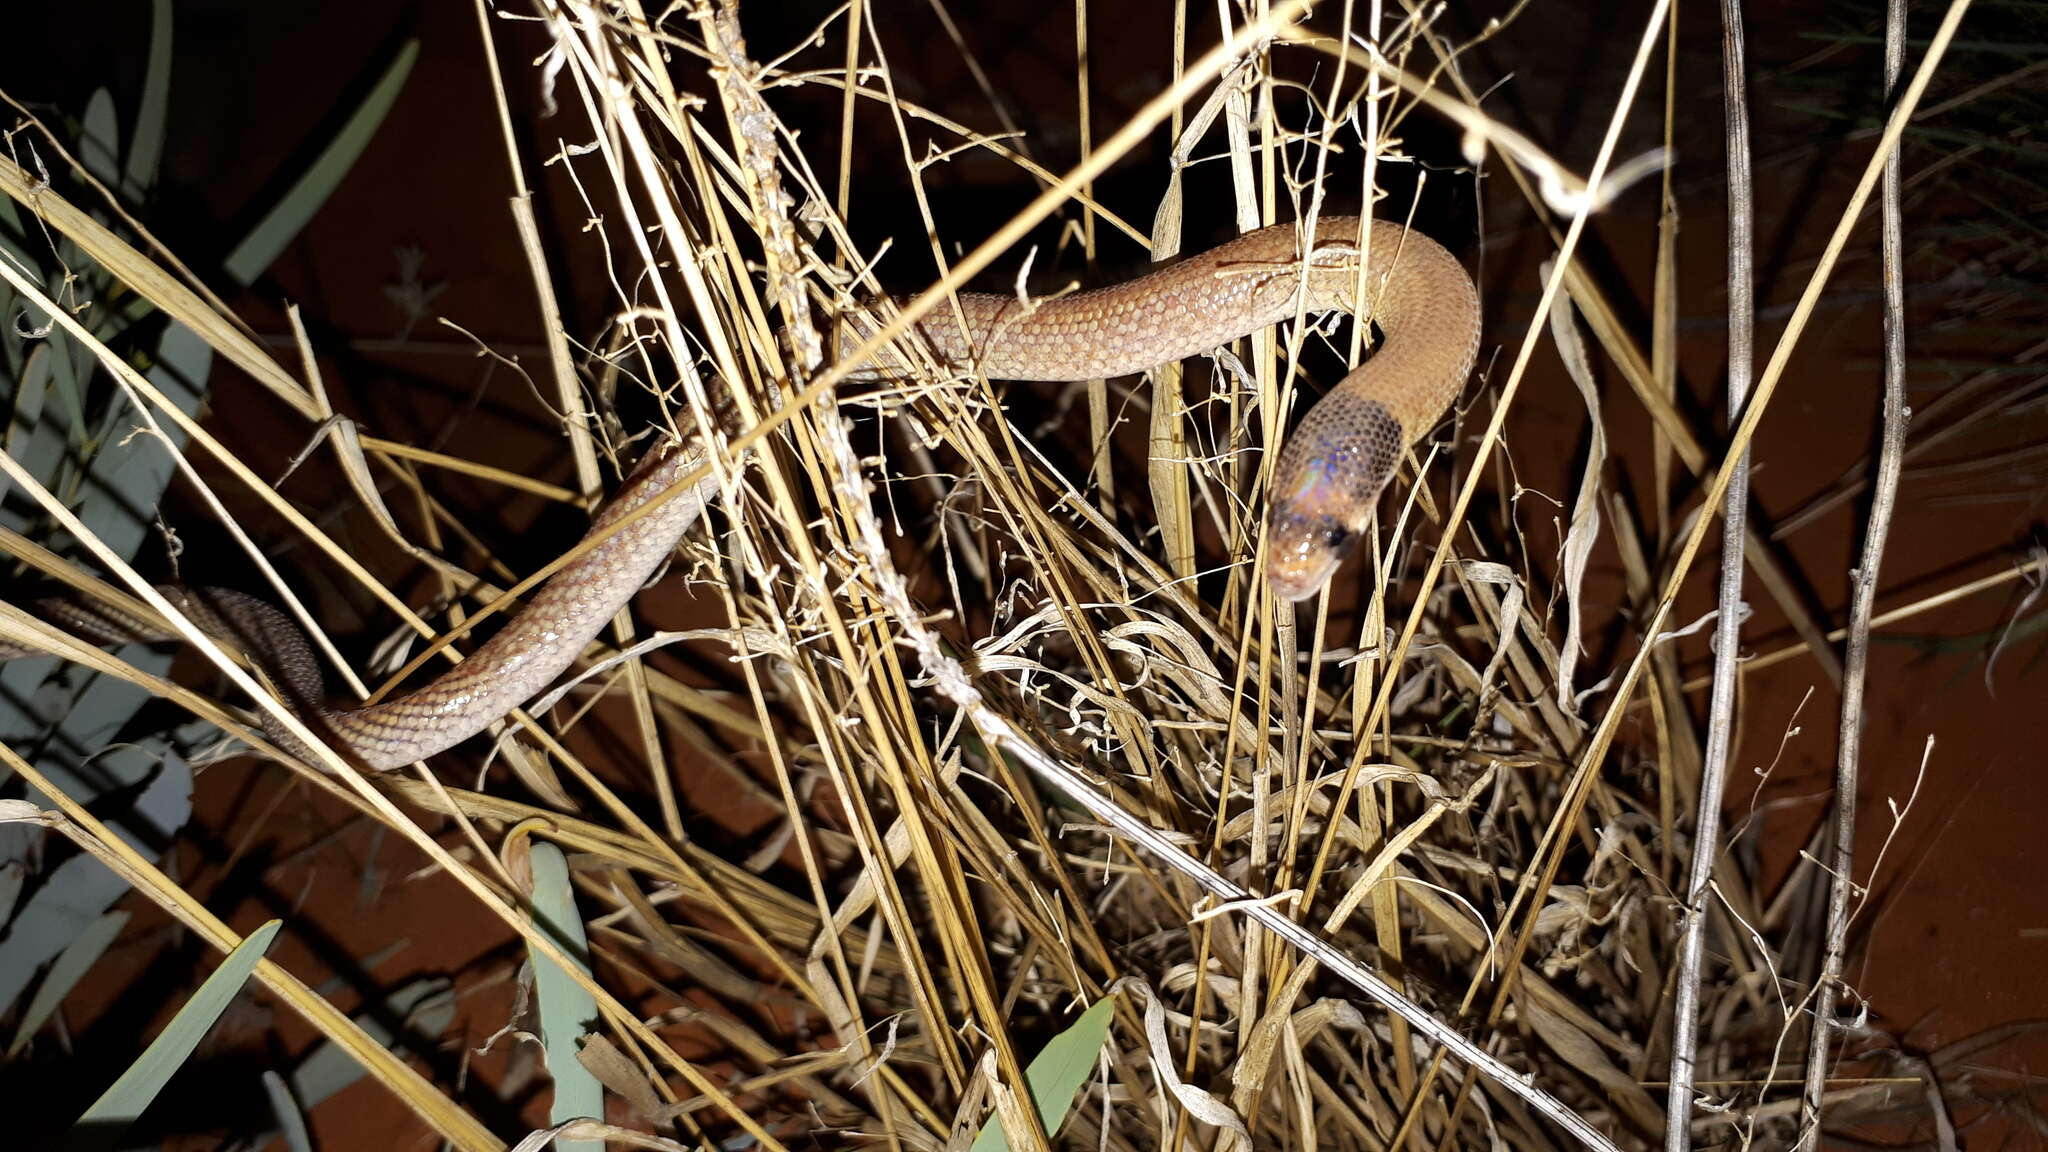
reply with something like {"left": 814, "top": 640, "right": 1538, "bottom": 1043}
{"left": 261, "top": 1069, "right": 314, "bottom": 1152}
{"left": 7, "top": 909, "right": 129, "bottom": 1057}
{"left": 527, "top": 841, "right": 604, "bottom": 1152}
{"left": 969, "top": 996, "right": 1116, "bottom": 1152}
{"left": 0, "top": 861, "right": 22, "bottom": 925}
{"left": 79, "top": 91, "right": 119, "bottom": 188}
{"left": 120, "top": 0, "right": 175, "bottom": 200}
{"left": 220, "top": 39, "right": 419, "bottom": 286}
{"left": 69, "top": 919, "right": 282, "bottom": 1151}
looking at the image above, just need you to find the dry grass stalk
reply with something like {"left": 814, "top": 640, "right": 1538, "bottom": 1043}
{"left": 3, "top": 0, "right": 2033, "bottom": 1148}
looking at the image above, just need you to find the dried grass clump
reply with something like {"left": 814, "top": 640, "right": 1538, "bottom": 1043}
{"left": 4, "top": 0, "right": 2038, "bottom": 1149}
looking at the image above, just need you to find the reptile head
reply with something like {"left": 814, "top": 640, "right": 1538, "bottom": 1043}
{"left": 1265, "top": 504, "right": 1358, "bottom": 601}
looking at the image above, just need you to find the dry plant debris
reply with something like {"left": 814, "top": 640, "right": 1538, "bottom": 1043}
{"left": 3, "top": 0, "right": 2043, "bottom": 1149}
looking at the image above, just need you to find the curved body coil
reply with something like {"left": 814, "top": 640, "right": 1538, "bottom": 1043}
{"left": 11, "top": 216, "right": 1477, "bottom": 770}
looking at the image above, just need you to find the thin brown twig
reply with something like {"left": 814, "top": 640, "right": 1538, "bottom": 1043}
{"left": 1664, "top": 0, "right": 1759, "bottom": 1143}
{"left": 1797, "top": 0, "right": 1919, "bottom": 1144}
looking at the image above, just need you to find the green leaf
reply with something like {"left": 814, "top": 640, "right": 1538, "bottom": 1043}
{"left": 79, "top": 90, "right": 120, "bottom": 188}
{"left": 220, "top": 39, "right": 419, "bottom": 286}
{"left": 7, "top": 909, "right": 129, "bottom": 1057}
{"left": 969, "top": 996, "right": 1116, "bottom": 1152}
{"left": 121, "top": 0, "right": 175, "bottom": 201}
{"left": 0, "top": 862, "right": 22, "bottom": 925}
{"left": 260, "top": 1069, "right": 313, "bottom": 1152}
{"left": 67, "top": 919, "right": 282, "bottom": 1152}
{"left": 526, "top": 841, "right": 603, "bottom": 1152}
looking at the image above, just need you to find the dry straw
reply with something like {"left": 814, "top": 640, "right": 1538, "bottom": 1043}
{"left": 2, "top": 0, "right": 2033, "bottom": 1148}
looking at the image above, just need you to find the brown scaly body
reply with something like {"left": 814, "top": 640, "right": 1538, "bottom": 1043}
{"left": 8, "top": 216, "right": 1476, "bottom": 768}
{"left": 902, "top": 217, "right": 1480, "bottom": 597}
